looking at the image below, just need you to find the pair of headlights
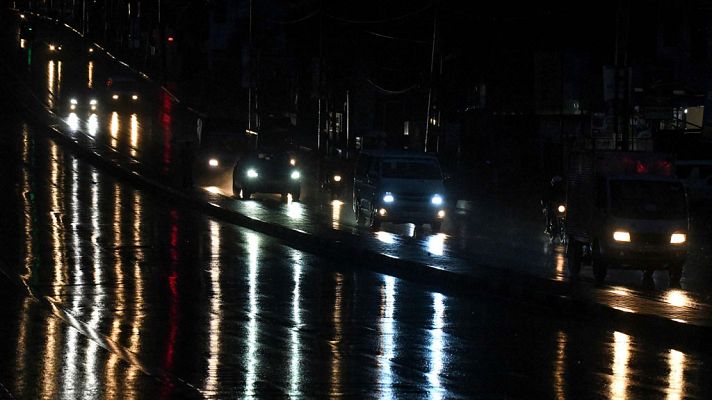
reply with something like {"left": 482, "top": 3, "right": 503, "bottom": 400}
{"left": 246, "top": 169, "right": 301, "bottom": 180}
{"left": 382, "top": 192, "right": 443, "bottom": 205}
{"left": 613, "top": 231, "right": 686, "bottom": 244}
{"left": 112, "top": 94, "right": 139, "bottom": 100}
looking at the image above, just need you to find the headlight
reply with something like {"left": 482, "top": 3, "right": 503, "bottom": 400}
{"left": 290, "top": 158, "right": 296, "bottom": 166}
{"left": 291, "top": 170, "right": 301, "bottom": 180}
{"left": 557, "top": 205, "right": 566, "bottom": 213}
{"left": 431, "top": 194, "right": 443, "bottom": 205}
{"left": 670, "top": 233, "right": 686, "bottom": 244}
{"left": 247, "top": 168, "right": 258, "bottom": 178}
{"left": 132, "top": 94, "right": 139, "bottom": 100}
{"left": 383, "top": 192, "right": 394, "bottom": 203}
{"left": 613, "top": 231, "right": 631, "bottom": 242}
{"left": 70, "top": 98, "right": 78, "bottom": 105}
{"left": 112, "top": 94, "right": 119, "bottom": 100}
{"left": 208, "top": 158, "right": 219, "bottom": 167}
{"left": 333, "top": 175, "right": 342, "bottom": 182}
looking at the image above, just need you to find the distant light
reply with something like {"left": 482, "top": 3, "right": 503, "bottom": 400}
{"left": 70, "top": 98, "right": 78, "bottom": 105}
{"left": 557, "top": 205, "right": 566, "bottom": 213}
{"left": 88, "top": 47, "right": 94, "bottom": 53}
{"left": 112, "top": 94, "right": 119, "bottom": 100}
{"left": 247, "top": 168, "right": 258, "bottom": 178}
{"left": 49, "top": 44, "right": 56, "bottom": 51}
{"left": 208, "top": 158, "right": 219, "bottom": 167}
{"left": 20, "top": 14, "right": 25, "bottom": 19}
{"left": 333, "top": 175, "right": 342, "bottom": 182}
{"left": 684, "top": 108, "right": 688, "bottom": 114}
{"left": 613, "top": 231, "right": 631, "bottom": 242}
{"left": 383, "top": 193, "right": 394, "bottom": 203}
{"left": 132, "top": 94, "right": 138, "bottom": 100}
{"left": 290, "top": 170, "right": 301, "bottom": 180}
{"left": 378, "top": 208, "right": 387, "bottom": 217}
{"left": 670, "top": 233, "right": 686, "bottom": 244}
{"left": 437, "top": 210, "right": 446, "bottom": 218}
{"left": 167, "top": 36, "right": 174, "bottom": 43}
{"left": 290, "top": 158, "right": 296, "bottom": 166}
{"left": 90, "top": 99, "right": 97, "bottom": 105}
{"left": 431, "top": 194, "right": 443, "bottom": 205}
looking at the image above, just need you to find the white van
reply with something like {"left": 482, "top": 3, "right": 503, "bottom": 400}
{"left": 352, "top": 149, "right": 446, "bottom": 231}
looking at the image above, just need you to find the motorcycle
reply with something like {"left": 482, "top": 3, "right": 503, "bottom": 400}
{"left": 544, "top": 202, "right": 567, "bottom": 244}
{"left": 322, "top": 170, "right": 346, "bottom": 200}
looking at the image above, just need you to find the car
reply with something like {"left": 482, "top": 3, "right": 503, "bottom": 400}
{"left": 353, "top": 149, "right": 447, "bottom": 231}
{"left": 232, "top": 148, "right": 302, "bottom": 201}
{"left": 195, "top": 117, "right": 248, "bottom": 184}
{"left": 64, "top": 89, "right": 101, "bottom": 115}
{"left": 105, "top": 74, "right": 141, "bottom": 106}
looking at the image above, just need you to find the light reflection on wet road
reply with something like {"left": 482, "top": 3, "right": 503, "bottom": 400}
{"left": 1, "top": 14, "right": 712, "bottom": 399}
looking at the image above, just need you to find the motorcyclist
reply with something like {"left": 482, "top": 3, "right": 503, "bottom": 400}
{"left": 542, "top": 175, "right": 566, "bottom": 236}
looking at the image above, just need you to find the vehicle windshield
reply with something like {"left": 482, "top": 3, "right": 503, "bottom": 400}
{"left": 380, "top": 159, "right": 442, "bottom": 180}
{"left": 609, "top": 179, "right": 687, "bottom": 219}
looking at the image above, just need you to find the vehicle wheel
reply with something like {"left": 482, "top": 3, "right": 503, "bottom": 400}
{"left": 669, "top": 263, "right": 683, "bottom": 288}
{"left": 431, "top": 221, "right": 442, "bottom": 233}
{"left": 592, "top": 242, "right": 607, "bottom": 285}
{"left": 566, "top": 238, "right": 582, "bottom": 275}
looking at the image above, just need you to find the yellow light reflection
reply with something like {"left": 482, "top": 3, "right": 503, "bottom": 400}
{"left": 554, "top": 331, "right": 567, "bottom": 400}
{"left": 244, "top": 232, "right": 260, "bottom": 397}
{"left": 47, "top": 60, "right": 55, "bottom": 107}
{"left": 376, "top": 231, "right": 396, "bottom": 244}
{"left": 331, "top": 200, "right": 343, "bottom": 229}
{"left": 65, "top": 157, "right": 84, "bottom": 397}
{"left": 85, "top": 169, "right": 102, "bottom": 390}
{"left": 130, "top": 113, "right": 139, "bottom": 157}
{"left": 110, "top": 112, "right": 119, "bottom": 148}
{"left": 428, "top": 293, "right": 446, "bottom": 400}
{"left": 57, "top": 60, "right": 62, "bottom": 98}
{"left": 667, "top": 349, "right": 686, "bottom": 400}
{"left": 18, "top": 124, "right": 34, "bottom": 393}
{"left": 43, "top": 143, "right": 64, "bottom": 398}
{"left": 609, "top": 287, "right": 630, "bottom": 297}
{"left": 126, "top": 190, "right": 145, "bottom": 390}
{"left": 88, "top": 61, "right": 94, "bottom": 88}
{"left": 665, "top": 290, "right": 691, "bottom": 308}
{"left": 66, "top": 112, "right": 79, "bottom": 131}
{"left": 289, "top": 249, "right": 303, "bottom": 396}
{"left": 205, "top": 220, "right": 223, "bottom": 396}
{"left": 554, "top": 251, "right": 565, "bottom": 281}
{"left": 610, "top": 331, "right": 631, "bottom": 400}
{"left": 330, "top": 273, "right": 344, "bottom": 397}
{"left": 378, "top": 276, "right": 397, "bottom": 398}
{"left": 87, "top": 113, "right": 98, "bottom": 136}
{"left": 427, "top": 233, "right": 446, "bottom": 256}
{"left": 106, "top": 182, "right": 124, "bottom": 395}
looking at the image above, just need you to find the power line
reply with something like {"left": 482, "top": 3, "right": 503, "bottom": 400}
{"left": 265, "top": 9, "right": 320, "bottom": 25}
{"left": 361, "top": 29, "right": 429, "bottom": 44}
{"left": 365, "top": 77, "right": 420, "bottom": 95}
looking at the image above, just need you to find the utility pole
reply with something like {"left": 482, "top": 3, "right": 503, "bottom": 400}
{"left": 248, "top": 0, "right": 253, "bottom": 133}
{"left": 424, "top": 11, "right": 437, "bottom": 152}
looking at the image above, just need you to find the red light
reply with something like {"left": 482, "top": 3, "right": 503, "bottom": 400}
{"left": 635, "top": 161, "right": 648, "bottom": 174}
{"left": 167, "top": 36, "right": 174, "bottom": 43}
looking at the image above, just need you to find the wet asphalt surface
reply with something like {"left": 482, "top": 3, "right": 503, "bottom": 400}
{"left": 1, "top": 10, "right": 712, "bottom": 399}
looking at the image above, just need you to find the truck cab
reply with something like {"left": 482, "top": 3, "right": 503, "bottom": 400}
{"left": 567, "top": 152, "right": 689, "bottom": 285}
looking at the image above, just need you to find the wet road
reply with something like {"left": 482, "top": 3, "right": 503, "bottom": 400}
{"left": 2, "top": 11, "right": 712, "bottom": 399}
{"left": 2, "top": 93, "right": 712, "bottom": 399}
